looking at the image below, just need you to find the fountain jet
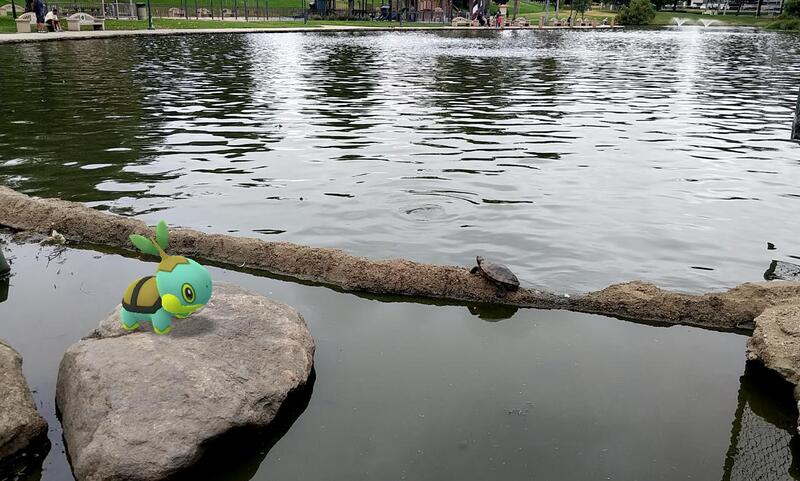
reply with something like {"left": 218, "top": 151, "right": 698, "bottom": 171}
{"left": 793, "top": 86, "right": 799, "bottom": 141}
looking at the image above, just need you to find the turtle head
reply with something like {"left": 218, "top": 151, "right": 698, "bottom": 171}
{"left": 129, "top": 221, "right": 213, "bottom": 318}
{"left": 476, "top": 255, "right": 484, "bottom": 266}
{"left": 156, "top": 258, "right": 213, "bottom": 318}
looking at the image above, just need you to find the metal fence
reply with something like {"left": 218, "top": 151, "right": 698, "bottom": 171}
{"left": 26, "top": 0, "right": 451, "bottom": 21}
{"left": 21, "top": 0, "right": 450, "bottom": 19}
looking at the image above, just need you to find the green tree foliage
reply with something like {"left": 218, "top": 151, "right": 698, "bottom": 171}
{"left": 617, "top": 0, "right": 656, "bottom": 24}
{"left": 784, "top": 0, "right": 800, "bottom": 17}
{"left": 572, "top": 0, "right": 590, "bottom": 17}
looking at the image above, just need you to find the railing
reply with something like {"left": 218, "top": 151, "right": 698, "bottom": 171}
{"left": 34, "top": 0, "right": 451, "bottom": 21}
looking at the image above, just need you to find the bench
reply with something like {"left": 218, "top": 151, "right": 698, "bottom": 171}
{"left": 1, "top": 3, "right": 22, "bottom": 16}
{"left": 451, "top": 16, "right": 469, "bottom": 26}
{"left": 67, "top": 12, "right": 104, "bottom": 30}
{"left": 15, "top": 11, "right": 36, "bottom": 33}
{"left": 167, "top": 7, "right": 184, "bottom": 16}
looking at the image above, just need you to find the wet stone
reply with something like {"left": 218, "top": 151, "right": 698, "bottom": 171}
{"left": 0, "top": 339, "right": 48, "bottom": 468}
{"left": 56, "top": 283, "right": 315, "bottom": 481}
{"left": 747, "top": 300, "right": 800, "bottom": 432}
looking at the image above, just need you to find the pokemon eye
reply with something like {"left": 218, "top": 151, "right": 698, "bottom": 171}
{"left": 181, "top": 284, "right": 196, "bottom": 303}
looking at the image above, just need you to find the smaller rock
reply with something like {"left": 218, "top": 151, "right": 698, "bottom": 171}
{"left": 0, "top": 244, "right": 9, "bottom": 278}
{"left": 764, "top": 260, "right": 800, "bottom": 281}
{"left": 0, "top": 339, "right": 48, "bottom": 465}
{"left": 746, "top": 299, "right": 800, "bottom": 432}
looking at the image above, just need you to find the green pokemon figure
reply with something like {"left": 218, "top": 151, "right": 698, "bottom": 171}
{"left": 121, "top": 221, "right": 213, "bottom": 335}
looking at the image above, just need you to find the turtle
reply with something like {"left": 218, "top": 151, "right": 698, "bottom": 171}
{"left": 121, "top": 221, "right": 213, "bottom": 335}
{"left": 470, "top": 255, "right": 520, "bottom": 297}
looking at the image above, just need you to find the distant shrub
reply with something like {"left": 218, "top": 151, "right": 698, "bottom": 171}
{"left": 784, "top": 0, "right": 800, "bottom": 17}
{"left": 766, "top": 16, "right": 800, "bottom": 30}
{"left": 616, "top": 0, "right": 655, "bottom": 25}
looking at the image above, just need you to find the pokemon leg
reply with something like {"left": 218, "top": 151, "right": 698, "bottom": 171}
{"left": 120, "top": 308, "right": 141, "bottom": 330}
{"left": 151, "top": 309, "right": 173, "bottom": 335}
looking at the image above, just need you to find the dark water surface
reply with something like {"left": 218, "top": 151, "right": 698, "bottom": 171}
{"left": 1, "top": 29, "right": 799, "bottom": 292}
{"left": 1, "top": 239, "right": 799, "bottom": 481}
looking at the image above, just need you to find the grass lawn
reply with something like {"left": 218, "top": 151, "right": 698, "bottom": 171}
{"left": 652, "top": 10, "right": 777, "bottom": 26}
{"left": 0, "top": 15, "right": 15, "bottom": 32}
{"left": 521, "top": 7, "right": 617, "bottom": 21}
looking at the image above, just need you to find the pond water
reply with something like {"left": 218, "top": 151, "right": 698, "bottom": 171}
{"left": 1, "top": 28, "right": 799, "bottom": 293}
{"left": 1, "top": 239, "right": 798, "bottom": 481}
{"left": 1, "top": 28, "right": 800, "bottom": 481}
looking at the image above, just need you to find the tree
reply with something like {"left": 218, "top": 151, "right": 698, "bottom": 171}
{"left": 616, "top": 0, "right": 655, "bottom": 24}
{"left": 572, "top": 0, "right": 590, "bottom": 17}
{"left": 785, "top": 0, "right": 800, "bottom": 16}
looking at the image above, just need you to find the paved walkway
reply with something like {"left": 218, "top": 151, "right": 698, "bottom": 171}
{"left": 0, "top": 24, "right": 619, "bottom": 43}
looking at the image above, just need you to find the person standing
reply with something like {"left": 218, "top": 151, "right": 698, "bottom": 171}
{"left": 33, "top": 0, "right": 46, "bottom": 32}
{"left": 495, "top": 11, "right": 502, "bottom": 27}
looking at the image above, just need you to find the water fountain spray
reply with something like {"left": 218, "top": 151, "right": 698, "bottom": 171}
{"left": 793, "top": 86, "right": 800, "bottom": 141}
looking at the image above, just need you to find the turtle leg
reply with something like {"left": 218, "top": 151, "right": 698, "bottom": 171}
{"left": 495, "top": 284, "right": 507, "bottom": 298}
{"left": 151, "top": 309, "right": 174, "bottom": 335}
{"left": 470, "top": 266, "right": 480, "bottom": 275}
{"left": 120, "top": 308, "right": 141, "bottom": 331}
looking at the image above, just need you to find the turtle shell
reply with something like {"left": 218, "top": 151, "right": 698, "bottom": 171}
{"left": 481, "top": 261, "right": 520, "bottom": 289}
{"left": 122, "top": 276, "right": 162, "bottom": 314}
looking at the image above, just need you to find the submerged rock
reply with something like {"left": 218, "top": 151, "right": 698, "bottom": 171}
{"left": 56, "top": 283, "right": 315, "bottom": 481}
{"left": 0, "top": 339, "right": 48, "bottom": 465}
{"left": 747, "top": 299, "right": 800, "bottom": 432}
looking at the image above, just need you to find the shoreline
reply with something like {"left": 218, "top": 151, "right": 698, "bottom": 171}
{"left": 0, "top": 24, "right": 622, "bottom": 43}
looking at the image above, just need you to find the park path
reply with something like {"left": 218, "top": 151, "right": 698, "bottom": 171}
{"left": 0, "top": 23, "right": 618, "bottom": 43}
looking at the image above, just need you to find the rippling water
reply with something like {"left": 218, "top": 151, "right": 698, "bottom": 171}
{"left": 1, "top": 29, "right": 799, "bottom": 292}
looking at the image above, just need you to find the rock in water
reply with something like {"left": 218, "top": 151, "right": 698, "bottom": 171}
{"left": 56, "top": 283, "right": 315, "bottom": 481}
{"left": 764, "top": 260, "right": 800, "bottom": 281}
{"left": 747, "top": 300, "right": 800, "bottom": 433}
{"left": 0, "top": 339, "right": 48, "bottom": 464}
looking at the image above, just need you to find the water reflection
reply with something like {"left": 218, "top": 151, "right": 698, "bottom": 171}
{"left": 467, "top": 303, "right": 519, "bottom": 321}
{"left": 1, "top": 30, "right": 800, "bottom": 293}
{"left": 722, "top": 362, "right": 800, "bottom": 481}
{"left": 0, "top": 278, "right": 8, "bottom": 304}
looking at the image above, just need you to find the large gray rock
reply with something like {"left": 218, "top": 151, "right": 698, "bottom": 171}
{"left": 56, "top": 283, "right": 315, "bottom": 481}
{"left": 0, "top": 339, "right": 48, "bottom": 463}
{"left": 746, "top": 298, "right": 800, "bottom": 432}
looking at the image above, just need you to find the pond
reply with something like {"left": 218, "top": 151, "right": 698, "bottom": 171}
{"left": 1, "top": 27, "right": 800, "bottom": 481}
{"left": 0, "top": 28, "right": 799, "bottom": 293}
{"left": 1, "top": 239, "right": 799, "bottom": 481}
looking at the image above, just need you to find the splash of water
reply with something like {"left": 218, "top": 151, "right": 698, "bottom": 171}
{"left": 700, "top": 18, "right": 720, "bottom": 27}
{"left": 671, "top": 17, "right": 692, "bottom": 26}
